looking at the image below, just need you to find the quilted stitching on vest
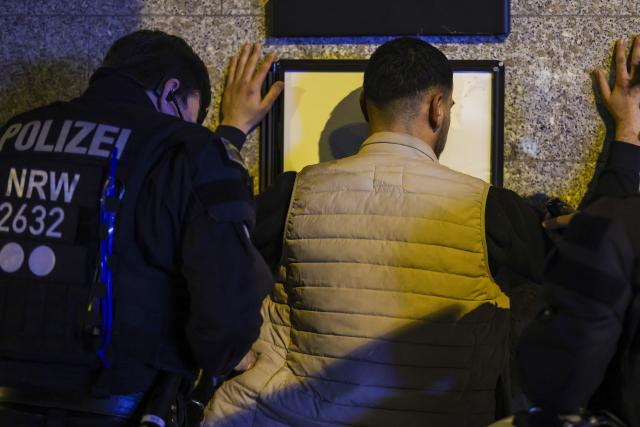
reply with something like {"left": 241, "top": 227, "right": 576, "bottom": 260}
{"left": 206, "top": 143, "right": 510, "bottom": 427}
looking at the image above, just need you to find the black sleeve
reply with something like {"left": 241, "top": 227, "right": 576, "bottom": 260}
{"left": 517, "top": 203, "right": 635, "bottom": 413}
{"left": 181, "top": 139, "right": 272, "bottom": 376}
{"left": 215, "top": 125, "right": 247, "bottom": 151}
{"left": 583, "top": 141, "right": 640, "bottom": 206}
{"left": 486, "top": 140, "right": 640, "bottom": 291}
{"left": 485, "top": 187, "right": 548, "bottom": 289}
{"left": 252, "top": 172, "right": 297, "bottom": 273}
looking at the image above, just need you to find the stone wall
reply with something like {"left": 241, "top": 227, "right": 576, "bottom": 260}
{"left": 1, "top": 0, "right": 637, "bottom": 204}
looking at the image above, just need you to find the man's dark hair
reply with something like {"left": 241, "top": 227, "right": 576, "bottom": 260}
{"left": 102, "top": 30, "right": 211, "bottom": 123}
{"left": 364, "top": 38, "right": 452, "bottom": 111}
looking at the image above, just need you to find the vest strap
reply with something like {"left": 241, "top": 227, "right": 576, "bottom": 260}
{"left": 0, "top": 386, "right": 142, "bottom": 418}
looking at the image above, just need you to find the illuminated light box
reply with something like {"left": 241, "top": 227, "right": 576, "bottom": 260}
{"left": 260, "top": 60, "right": 504, "bottom": 191}
{"left": 267, "top": 0, "right": 510, "bottom": 37}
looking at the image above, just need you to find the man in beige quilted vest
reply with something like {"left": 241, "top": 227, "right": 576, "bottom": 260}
{"left": 204, "top": 38, "right": 548, "bottom": 427}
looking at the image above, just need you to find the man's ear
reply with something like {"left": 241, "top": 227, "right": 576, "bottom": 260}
{"left": 428, "top": 93, "right": 444, "bottom": 132}
{"left": 157, "top": 78, "right": 181, "bottom": 114}
{"left": 359, "top": 90, "right": 369, "bottom": 123}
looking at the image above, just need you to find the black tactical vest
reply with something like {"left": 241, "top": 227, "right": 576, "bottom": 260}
{"left": 0, "top": 70, "right": 209, "bottom": 395}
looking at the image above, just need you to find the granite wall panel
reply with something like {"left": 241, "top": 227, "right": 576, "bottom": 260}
{"left": 0, "top": 0, "right": 638, "bottom": 206}
{"left": 512, "top": 0, "right": 633, "bottom": 16}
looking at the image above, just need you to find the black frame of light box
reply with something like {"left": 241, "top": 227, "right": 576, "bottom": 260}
{"left": 259, "top": 59, "right": 505, "bottom": 192}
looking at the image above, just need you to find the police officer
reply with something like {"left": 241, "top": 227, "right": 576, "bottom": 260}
{"left": 0, "top": 30, "right": 283, "bottom": 426}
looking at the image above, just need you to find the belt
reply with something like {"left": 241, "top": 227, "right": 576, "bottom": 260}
{"left": 0, "top": 387, "right": 143, "bottom": 418}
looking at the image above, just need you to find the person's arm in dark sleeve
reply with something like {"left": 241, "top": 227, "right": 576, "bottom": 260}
{"left": 182, "top": 139, "right": 272, "bottom": 376}
{"left": 517, "top": 204, "right": 635, "bottom": 413}
{"left": 582, "top": 141, "right": 640, "bottom": 206}
{"left": 485, "top": 187, "right": 548, "bottom": 289}
{"left": 215, "top": 123, "right": 297, "bottom": 273}
{"left": 486, "top": 139, "right": 640, "bottom": 289}
{"left": 215, "top": 125, "right": 247, "bottom": 151}
{"left": 252, "top": 172, "right": 296, "bottom": 273}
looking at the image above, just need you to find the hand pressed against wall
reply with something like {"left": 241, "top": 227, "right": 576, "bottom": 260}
{"left": 595, "top": 36, "right": 640, "bottom": 146}
{"left": 220, "top": 43, "right": 285, "bottom": 135}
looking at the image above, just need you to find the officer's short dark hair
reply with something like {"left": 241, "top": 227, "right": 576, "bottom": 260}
{"left": 364, "top": 38, "right": 452, "bottom": 112}
{"left": 102, "top": 30, "right": 211, "bottom": 123}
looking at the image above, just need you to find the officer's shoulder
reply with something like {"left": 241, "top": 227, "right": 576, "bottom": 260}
{"left": 175, "top": 124, "right": 254, "bottom": 220}
{"left": 175, "top": 123, "right": 247, "bottom": 183}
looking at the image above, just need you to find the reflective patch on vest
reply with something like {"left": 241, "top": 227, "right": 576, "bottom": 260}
{"left": 0, "top": 241, "right": 24, "bottom": 273}
{"left": 0, "top": 158, "right": 102, "bottom": 282}
{"left": 0, "top": 237, "right": 88, "bottom": 284}
{"left": 28, "top": 245, "right": 56, "bottom": 276}
{"left": 220, "top": 137, "right": 245, "bottom": 169}
{"left": 0, "top": 159, "right": 102, "bottom": 244}
{"left": 0, "top": 119, "right": 130, "bottom": 159}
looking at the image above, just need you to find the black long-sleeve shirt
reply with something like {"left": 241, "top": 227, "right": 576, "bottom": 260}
{"left": 518, "top": 141, "right": 640, "bottom": 422}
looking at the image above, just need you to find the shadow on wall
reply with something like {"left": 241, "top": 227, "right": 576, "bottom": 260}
{"left": 318, "top": 88, "right": 370, "bottom": 162}
{"left": 578, "top": 76, "right": 617, "bottom": 210}
{"left": 0, "top": 59, "right": 89, "bottom": 126}
{"left": 0, "top": 1, "right": 144, "bottom": 126}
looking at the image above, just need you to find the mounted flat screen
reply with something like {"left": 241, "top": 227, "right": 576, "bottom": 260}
{"left": 267, "top": 0, "right": 510, "bottom": 37}
{"left": 260, "top": 60, "right": 504, "bottom": 191}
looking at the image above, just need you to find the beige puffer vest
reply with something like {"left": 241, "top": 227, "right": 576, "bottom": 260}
{"left": 206, "top": 133, "right": 510, "bottom": 427}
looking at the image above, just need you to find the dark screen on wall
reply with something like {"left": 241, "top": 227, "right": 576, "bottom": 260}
{"left": 267, "top": 0, "right": 510, "bottom": 37}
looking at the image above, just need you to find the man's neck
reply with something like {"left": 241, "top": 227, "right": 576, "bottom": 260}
{"left": 368, "top": 124, "right": 437, "bottom": 154}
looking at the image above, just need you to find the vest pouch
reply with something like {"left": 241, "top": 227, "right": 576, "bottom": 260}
{"left": 108, "top": 265, "right": 194, "bottom": 376}
{"left": 0, "top": 277, "right": 104, "bottom": 392}
{"left": 113, "top": 301, "right": 172, "bottom": 366}
{"left": 0, "top": 276, "right": 97, "bottom": 363}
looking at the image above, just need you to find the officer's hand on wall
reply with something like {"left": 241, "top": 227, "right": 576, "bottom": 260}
{"left": 594, "top": 36, "right": 640, "bottom": 146}
{"left": 220, "top": 43, "right": 284, "bottom": 135}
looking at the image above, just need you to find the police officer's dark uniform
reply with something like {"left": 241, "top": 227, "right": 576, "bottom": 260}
{"left": 0, "top": 67, "right": 272, "bottom": 425}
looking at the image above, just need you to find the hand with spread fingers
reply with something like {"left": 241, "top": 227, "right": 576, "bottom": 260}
{"left": 221, "top": 43, "right": 284, "bottom": 135}
{"left": 594, "top": 36, "right": 640, "bottom": 146}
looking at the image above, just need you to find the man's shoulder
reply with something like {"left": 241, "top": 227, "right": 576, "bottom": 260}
{"left": 421, "top": 160, "right": 489, "bottom": 188}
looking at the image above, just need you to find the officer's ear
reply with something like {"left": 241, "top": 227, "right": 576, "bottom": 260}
{"left": 154, "top": 78, "right": 181, "bottom": 117}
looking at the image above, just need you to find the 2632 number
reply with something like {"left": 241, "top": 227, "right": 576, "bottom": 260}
{"left": 0, "top": 201, "right": 64, "bottom": 238}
